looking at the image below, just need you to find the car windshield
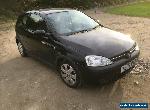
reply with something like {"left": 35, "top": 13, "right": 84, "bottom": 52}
{"left": 47, "top": 10, "right": 99, "bottom": 35}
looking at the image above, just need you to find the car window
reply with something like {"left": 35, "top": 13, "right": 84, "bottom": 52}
{"left": 16, "top": 14, "right": 28, "bottom": 28}
{"left": 26, "top": 13, "right": 47, "bottom": 31}
{"left": 22, "top": 15, "right": 28, "bottom": 25}
{"left": 47, "top": 12, "right": 72, "bottom": 34}
{"left": 47, "top": 10, "right": 99, "bottom": 35}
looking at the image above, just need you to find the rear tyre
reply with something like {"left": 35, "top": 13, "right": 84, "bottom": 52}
{"left": 58, "top": 60, "right": 82, "bottom": 88}
{"left": 17, "top": 41, "right": 28, "bottom": 57}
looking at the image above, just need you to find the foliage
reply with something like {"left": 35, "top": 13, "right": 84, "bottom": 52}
{"left": 0, "top": 0, "right": 135, "bottom": 17}
{"left": 34, "top": 0, "right": 132, "bottom": 9}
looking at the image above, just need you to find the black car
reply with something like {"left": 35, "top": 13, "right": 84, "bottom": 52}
{"left": 15, "top": 9, "right": 140, "bottom": 88}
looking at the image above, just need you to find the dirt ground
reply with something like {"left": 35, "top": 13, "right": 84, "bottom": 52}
{"left": 0, "top": 9, "right": 150, "bottom": 110}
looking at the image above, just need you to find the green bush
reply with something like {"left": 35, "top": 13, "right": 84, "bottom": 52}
{"left": 0, "top": 0, "right": 134, "bottom": 16}
{"left": 30, "top": 0, "right": 131, "bottom": 9}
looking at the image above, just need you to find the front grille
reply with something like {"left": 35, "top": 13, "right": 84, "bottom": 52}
{"left": 111, "top": 45, "right": 136, "bottom": 62}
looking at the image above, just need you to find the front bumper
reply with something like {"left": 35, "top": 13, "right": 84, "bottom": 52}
{"left": 82, "top": 50, "right": 140, "bottom": 81}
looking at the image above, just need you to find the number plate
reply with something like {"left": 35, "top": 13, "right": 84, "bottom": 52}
{"left": 121, "top": 59, "right": 136, "bottom": 73}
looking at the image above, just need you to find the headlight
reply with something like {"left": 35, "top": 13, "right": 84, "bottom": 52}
{"left": 135, "top": 44, "right": 139, "bottom": 51}
{"left": 85, "top": 55, "right": 113, "bottom": 67}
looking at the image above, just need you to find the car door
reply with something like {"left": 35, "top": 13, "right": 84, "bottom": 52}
{"left": 26, "top": 13, "right": 56, "bottom": 64}
{"left": 37, "top": 32, "right": 57, "bottom": 64}
{"left": 16, "top": 13, "right": 40, "bottom": 55}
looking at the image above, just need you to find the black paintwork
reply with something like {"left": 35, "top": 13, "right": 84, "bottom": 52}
{"left": 60, "top": 27, "right": 135, "bottom": 58}
{"left": 15, "top": 9, "right": 140, "bottom": 81}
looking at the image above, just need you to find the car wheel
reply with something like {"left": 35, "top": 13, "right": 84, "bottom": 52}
{"left": 59, "top": 60, "right": 82, "bottom": 88}
{"left": 17, "top": 42, "right": 27, "bottom": 57}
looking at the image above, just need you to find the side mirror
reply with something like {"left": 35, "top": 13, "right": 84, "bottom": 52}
{"left": 96, "top": 19, "right": 104, "bottom": 27}
{"left": 97, "top": 19, "right": 100, "bottom": 23}
{"left": 34, "top": 30, "right": 46, "bottom": 35}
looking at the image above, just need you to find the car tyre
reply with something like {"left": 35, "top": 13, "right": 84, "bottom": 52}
{"left": 17, "top": 41, "right": 28, "bottom": 57}
{"left": 58, "top": 60, "right": 82, "bottom": 88}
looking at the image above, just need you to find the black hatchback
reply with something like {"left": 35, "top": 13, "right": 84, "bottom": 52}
{"left": 16, "top": 9, "right": 140, "bottom": 88}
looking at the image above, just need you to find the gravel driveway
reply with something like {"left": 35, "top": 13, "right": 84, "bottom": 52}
{"left": 0, "top": 9, "right": 150, "bottom": 110}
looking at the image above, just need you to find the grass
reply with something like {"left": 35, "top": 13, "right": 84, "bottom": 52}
{"left": 105, "top": 1, "right": 150, "bottom": 18}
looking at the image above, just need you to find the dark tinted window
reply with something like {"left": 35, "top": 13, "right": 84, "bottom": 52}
{"left": 16, "top": 14, "right": 28, "bottom": 28}
{"left": 22, "top": 15, "right": 28, "bottom": 26}
{"left": 26, "top": 13, "right": 47, "bottom": 31}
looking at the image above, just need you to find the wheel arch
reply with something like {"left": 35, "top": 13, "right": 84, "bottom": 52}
{"left": 55, "top": 53, "right": 84, "bottom": 71}
{"left": 16, "top": 38, "right": 19, "bottom": 44}
{"left": 55, "top": 55, "right": 70, "bottom": 69}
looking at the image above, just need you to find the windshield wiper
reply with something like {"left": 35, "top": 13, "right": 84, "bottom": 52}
{"left": 92, "top": 25, "right": 100, "bottom": 30}
{"left": 66, "top": 25, "right": 100, "bottom": 35}
{"left": 68, "top": 29, "right": 89, "bottom": 35}
{"left": 78, "top": 25, "right": 100, "bottom": 33}
{"left": 79, "top": 29, "right": 90, "bottom": 33}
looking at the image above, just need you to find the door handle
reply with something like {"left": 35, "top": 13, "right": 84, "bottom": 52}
{"left": 43, "top": 36, "right": 49, "bottom": 39}
{"left": 41, "top": 41, "right": 46, "bottom": 45}
{"left": 27, "top": 29, "right": 34, "bottom": 34}
{"left": 41, "top": 41, "right": 56, "bottom": 50}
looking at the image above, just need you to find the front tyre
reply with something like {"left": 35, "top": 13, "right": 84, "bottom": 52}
{"left": 59, "top": 60, "right": 82, "bottom": 88}
{"left": 17, "top": 42, "right": 27, "bottom": 57}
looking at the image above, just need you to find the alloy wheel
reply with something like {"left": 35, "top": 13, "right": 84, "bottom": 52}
{"left": 18, "top": 42, "right": 24, "bottom": 55}
{"left": 60, "top": 64, "right": 77, "bottom": 86}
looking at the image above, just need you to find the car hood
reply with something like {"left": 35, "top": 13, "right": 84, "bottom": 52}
{"left": 60, "top": 27, "right": 135, "bottom": 58}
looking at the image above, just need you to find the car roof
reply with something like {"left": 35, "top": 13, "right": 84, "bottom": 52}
{"left": 27, "top": 8, "right": 75, "bottom": 15}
